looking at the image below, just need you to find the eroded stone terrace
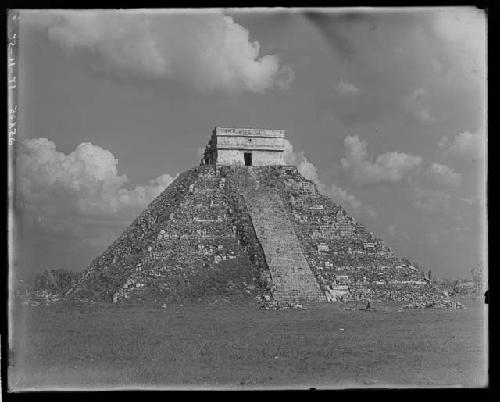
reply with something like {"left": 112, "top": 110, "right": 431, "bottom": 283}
{"left": 69, "top": 168, "right": 201, "bottom": 301}
{"left": 247, "top": 166, "right": 432, "bottom": 303}
{"left": 70, "top": 167, "right": 272, "bottom": 303}
{"left": 70, "top": 165, "right": 448, "bottom": 306}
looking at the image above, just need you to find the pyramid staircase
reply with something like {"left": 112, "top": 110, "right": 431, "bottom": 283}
{"left": 227, "top": 167, "right": 325, "bottom": 302}
{"left": 245, "top": 192, "right": 326, "bottom": 302}
{"left": 67, "top": 165, "right": 442, "bottom": 306}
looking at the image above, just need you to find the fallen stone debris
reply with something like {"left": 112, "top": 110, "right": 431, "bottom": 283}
{"left": 16, "top": 289, "right": 63, "bottom": 306}
{"left": 402, "top": 299, "right": 465, "bottom": 309}
{"left": 259, "top": 300, "right": 306, "bottom": 310}
{"left": 64, "top": 166, "right": 271, "bottom": 304}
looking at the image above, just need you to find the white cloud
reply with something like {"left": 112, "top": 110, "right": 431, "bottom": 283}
{"left": 412, "top": 187, "right": 451, "bottom": 213}
{"left": 18, "top": 138, "right": 175, "bottom": 217}
{"left": 118, "top": 173, "right": 176, "bottom": 211}
{"left": 440, "top": 129, "right": 485, "bottom": 161}
{"left": 333, "top": 78, "right": 360, "bottom": 95}
{"left": 17, "top": 138, "right": 178, "bottom": 261}
{"left": 329, "top": 183, "right": 377, "bottom": 219}
{"left": 283, "top": 140, "right": 322, "bottom": 189}
{"left": 341, "top": 135, "right": 422, "bottom": 184}
{"left": 42, "top": 10, "right": 293, "bottom": 93}
{"left": 427, "top": 163, "right": 461, "bottom": 187}
{"left": 283, "top": 140, "right": 377, "bottom": 219}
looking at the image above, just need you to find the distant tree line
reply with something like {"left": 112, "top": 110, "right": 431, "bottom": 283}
{"left": 32, "top": 269, "right": 80, "bottom": 295}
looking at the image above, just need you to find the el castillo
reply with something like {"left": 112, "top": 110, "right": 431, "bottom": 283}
{"left": 10, "top": 127, "right": 487, "bottom": 388}
{"left": 9, "top": 7, "right": 487, "bottom": 389}
{"left": 57, "top": 127, "right": 464, "bottom": 308}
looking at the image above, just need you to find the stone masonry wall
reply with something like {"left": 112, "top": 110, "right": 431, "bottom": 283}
{"left": 111, "top": 167, "right": 269, "bottom": 303}
{"left": 70, "top": 166, "right": 273, "bottom": 303}
{"left": 246, "top": 192, "right": 325, "bottom": 302}
{"left": 224, "top": 166, "right": 324, "bottom": 302}
{"left": 69, "top": 164, "right": 449, "bottom": 306}
{"left": 69, "top": 168, "right": 201, "bottom": 301}
{"left": 208, "top": 127, "right": 286, "bottom": 166}
{"left": 216, "top": 149, "right": 285, "bottom": 166}
{"left": 258, "top": 167, "right": 446, "bottom": 304}
{"left": 221, "top": 167, "right": 273, "bottom": 293}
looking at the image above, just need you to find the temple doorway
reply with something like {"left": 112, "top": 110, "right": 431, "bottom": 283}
{"left": 244, "top": 152, "right": 252, "bottom": 166}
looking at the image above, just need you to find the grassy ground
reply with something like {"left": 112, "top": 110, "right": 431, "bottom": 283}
{"left": 9, "top": 298, "right": 487, "bottom": 389}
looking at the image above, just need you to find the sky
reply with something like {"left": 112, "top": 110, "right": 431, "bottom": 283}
{"left": 13, "top": 7, "right": 487, "bottom": 280}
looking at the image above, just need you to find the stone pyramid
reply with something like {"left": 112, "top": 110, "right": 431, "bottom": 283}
{"left": 68, "top": 128, "right": 446, "bottom": 306}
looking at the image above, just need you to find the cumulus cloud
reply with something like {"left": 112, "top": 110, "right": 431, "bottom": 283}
{"left": 340, "top": 135, "right": 422, "bottom": 184}
{"left": 329, "top": 183, "right": 377, "bottom": 219}
{"left": 283, "top": 140, "right": 322, "bottom": 189}
{"left": 42, "top": 10, "right": 293, "bottom": 93}
{"left": 16, "top": 138, "right": 177, "bottom": 271}
{"left": 333, "top": 78, "right": 360, "bottom": 95}
{"left": 427, "top": 163, "right": 461, "bottom": 187}
{"left": 18, "top": 138, "right": 175, "bottom": 217}
{"left": 439, "top": 129, "right": 485, "bottom": 161}
{"left": 412, "top": 187, "right": 451, "bottom": 213}
{"left": 283, "top": 139, "right": 376, "bottom": 219}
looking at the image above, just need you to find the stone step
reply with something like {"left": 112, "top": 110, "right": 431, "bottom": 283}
{"left": 246, "top": 192, "right": 324, "bottom": 302}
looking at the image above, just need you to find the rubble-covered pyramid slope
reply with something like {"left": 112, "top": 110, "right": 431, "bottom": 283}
{"left": 244, "top": 166, "right": 450, "bottom": 305}
{"left": 219, "top": 167, "right": 325, "bottom": 302}
{"left": 69, "top": 165, "right": 451, "bottom": 306}
{"left": 69, "top": 166, "right": 272, "bottom": 303}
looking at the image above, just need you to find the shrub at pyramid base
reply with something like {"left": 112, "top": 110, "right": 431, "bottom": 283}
{"left": 68, "top": 165, "right": 446, "bottom": 305}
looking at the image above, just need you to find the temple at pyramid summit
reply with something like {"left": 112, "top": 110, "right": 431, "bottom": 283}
{"left": 201, "top": 127, "right": 286, "bottom": 166}
{"left": 68, "top": 127, "right": 451, "bottom": 306}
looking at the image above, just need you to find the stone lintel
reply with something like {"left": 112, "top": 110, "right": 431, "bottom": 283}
{"left": 215, "top": 127, "right": 285, "bottom": 138}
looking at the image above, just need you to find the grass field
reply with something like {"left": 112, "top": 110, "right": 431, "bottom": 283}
{"left": 9, "top": 298, "right": 487, "bottom": 389}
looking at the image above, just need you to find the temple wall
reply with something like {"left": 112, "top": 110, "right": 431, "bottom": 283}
{"left": 217, "top": 149, "right": 285, "bottom": 166}
{"left": 217, "top": 136, "right": 285, "bottom": 151}
{"left": 216, "top": 127, "right": 285, "bottom": 138}
{"left": 202, "top": 127, "right": 286, "bottom": 166}
{"left": 217, "top": 150, "right": 245, "bottom": 165}
{"left": 252, "top": 151, "right": 285, "bottom": 166}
